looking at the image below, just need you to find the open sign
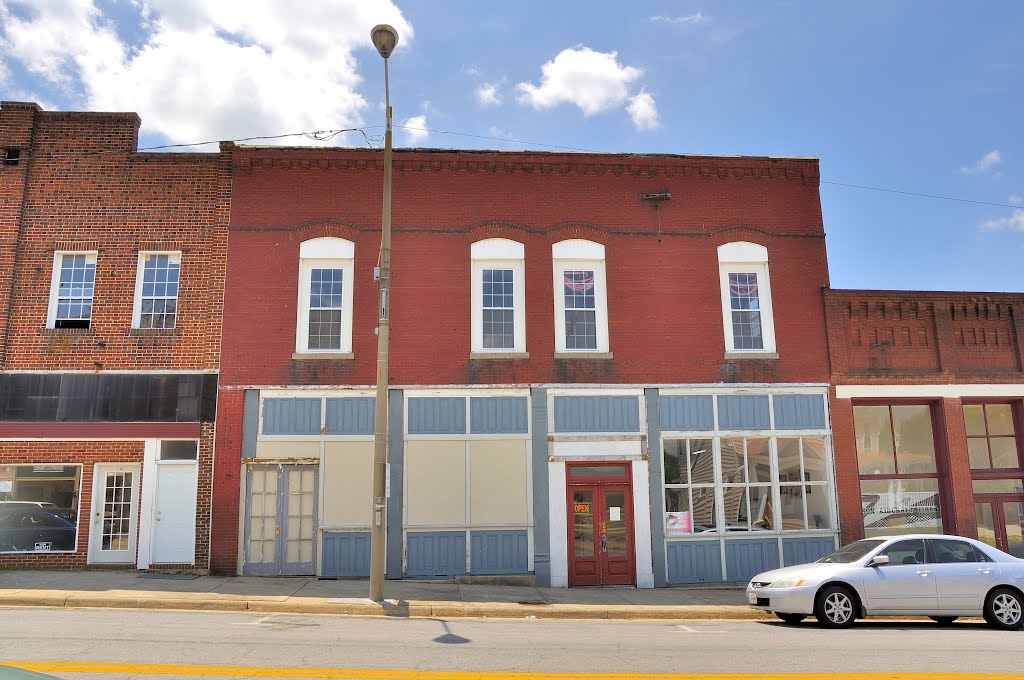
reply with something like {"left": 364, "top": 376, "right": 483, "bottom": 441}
{"left": 574, "top": 503, "right": 590, "bottom": 513}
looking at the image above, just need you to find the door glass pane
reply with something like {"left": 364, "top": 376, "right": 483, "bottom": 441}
{"left": 854, "top": 406, "right": 895, "bottom": 475}
{"left": 892, "top": 405, "right": 936, "bottom": 474}
{"left": 990, "top": 438, "right": 1020, "bottom": 469}
{"left": 101, "top": 472, "right": 133, "bottom": 551}
{"left": 746, "top": 437, "right": 771, "bottom": 483}
{"left": 976, "top": 503, "right": 997, "bottom": 550}
{"left": 688, "top": 439, "right": 714, "bottom": 485}
{"left": 963, "top": 405, "right": 987, "bottom": 436}
{"left": 1002, "top": 501, "right": 1024, "bottom": 558}
{"left": 605, "top": 491, "right": 626, "bottom": 557}
{"left": 573, "top": 492, "right": 594, "bottom": 558}
{"left": 968, "top": 438, "right": 992, "bottom": 469}
{"left": 987, "top": 405, "right": 1016, "bottom": 436}
{"left": 860, "top": 477, "right": 941, "bottom": 537}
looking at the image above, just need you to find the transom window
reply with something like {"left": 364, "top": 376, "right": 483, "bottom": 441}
{"left": 964, "top": 404, "right": 1020, "bottom": 470}
{"left": 48, "top": 252, "right": 97, "bottom": 329}
{"left": 552, "top": 240, "right": 608, "bottom": 354}
{"left": 296, "top": 237, "right": 354, "bottom": 354}
{"left": 133, "top": 252, "right": 180, "bottom": 329}
{"left": 471, "top": 239, "right": 525, "bottom": 354}
{"left": 717, "top": 242, "right": 776, "bottom": 354}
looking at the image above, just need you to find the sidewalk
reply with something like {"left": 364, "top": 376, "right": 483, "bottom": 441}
{"left": 0, "top": 570, "right": 765, "bottom": 621}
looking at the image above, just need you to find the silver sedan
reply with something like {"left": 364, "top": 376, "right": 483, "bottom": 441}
{"left": 746, "top": 534, "right": 1024, "bottom": 629}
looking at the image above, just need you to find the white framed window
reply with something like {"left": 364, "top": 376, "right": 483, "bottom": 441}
{"left": 717, "top": 242, "right": 776, "bottom": 354}
{"left": 296, "top": 237, "right": 354, "bottom": 354}
{"left": 47, "top": 251, "right": 97, "bottom": 329}
{"left": 552, "top": 239, "right": 609, "bottom": 353}
{"left": 471, "top": 239, "right": 526, "bottom": 353}
{"left": 132, "top": 252, "right": 181, "bottom": 329}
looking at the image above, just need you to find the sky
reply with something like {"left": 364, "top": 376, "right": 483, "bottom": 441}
{"left": 0, "top": 0, "right": 1021, "bottom": 292}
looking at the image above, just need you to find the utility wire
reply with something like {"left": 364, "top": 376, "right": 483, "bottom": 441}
{"left": 820, "top": 181, "right": 1022, "bottom": 210}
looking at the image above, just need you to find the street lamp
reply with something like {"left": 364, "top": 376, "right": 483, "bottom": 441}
{"left": 369, "top": 23, "right": 398, "bottom": 602}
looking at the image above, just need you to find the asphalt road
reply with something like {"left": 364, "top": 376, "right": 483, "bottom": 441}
{"left": 1, "top": 607, "right": 1021, "bottom": 679}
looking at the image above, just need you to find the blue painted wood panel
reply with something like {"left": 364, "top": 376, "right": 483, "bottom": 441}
{"left": 325, "top": 397, "right": 375, "bottom": 435}
{"left": 406, "top": 531, "right": 467, "bottom": 577}
{"left": 717, "top": 395, "right": 771, "bottom": 431}
{"left": 261, "top": 398, "right": 321, "bottom": 435}
{"left": 470, "top": 530, "right": 529, "bottom": 574}
{"left": 660, "top": 395, "right": 714, "bottom": 431}
{"left": 783, "top": 536, "right": 837, "bottom": 566}
{"left": 470, "top": 397, "right": 529, "bottom": 434}
{"left": 321, "top": 531, "right": 370, "bottom": 577}
{"left": 553, "top": 395, "right": 640, "bottom": 433}
{"left": 666, "top": 540, "right": 722, "bottom": 584}
{"left": 773, "top": 394, "right": 826, "bottom": 430}
{"left": 725, "top": 538, "right": 780, "bottom": 582}
{"left": 407, "top": 398, "right": 466, "bottom": 435}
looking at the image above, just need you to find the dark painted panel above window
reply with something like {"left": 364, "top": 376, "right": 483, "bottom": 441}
{"left": 325, "top": 397, "right": 375, "bottom": 435}
{"left": 262, "top": 398, "right": 321, "bottom": 435}
{"left": 717, "top": 395, "right": 770, "bottom": 430}
{"left": 660, "top": 395, "right": 714, "bottom": 431}
{"left": 0, "top": 373, "right": 216, "bottom": 423}
{"left": 470, "top": 397, "right": 528, "bottom": 434}
{"left": 553, "top": 395, "right": 640, "bottom": 433}
{"left": 773, "top": 394, "right": 826, "bottom": 430}
{"left": 408, "top": 397, "right": 466, "bottom": 435}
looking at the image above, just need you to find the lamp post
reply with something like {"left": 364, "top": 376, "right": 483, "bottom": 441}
{"left": 369, "top": 23, "right": 398, "bottom": 602}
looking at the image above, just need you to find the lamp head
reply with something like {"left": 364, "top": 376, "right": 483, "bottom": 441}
{"left": 371, "top": 24, "right": 399, "bottom": 59}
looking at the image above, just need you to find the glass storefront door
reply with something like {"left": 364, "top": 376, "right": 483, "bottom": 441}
{"left": 975, "top": 496, "right": 1024, "bottom": 558}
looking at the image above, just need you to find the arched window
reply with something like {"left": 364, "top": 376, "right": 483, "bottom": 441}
{"left": 296, "top": 237, "right": 355, "bottom": 355}
{"left": 471, "top": 239, "right": 526, "bottom": 354}
{"left": 552, "top": 239, "right": 609, "bottom": 354}
{"left": 717, "top": 242, "right": 776, "bottom": 354}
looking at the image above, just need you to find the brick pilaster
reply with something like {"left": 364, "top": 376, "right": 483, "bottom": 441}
{"left": 940, "top": 397, "right": 976, "bottom": 537}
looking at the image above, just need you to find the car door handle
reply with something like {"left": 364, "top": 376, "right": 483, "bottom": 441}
{"left": 916, "top": 570, "right": 931, "bottom": 576}
{"left": 978, "top": 568, "right": 993, "bottom": 574}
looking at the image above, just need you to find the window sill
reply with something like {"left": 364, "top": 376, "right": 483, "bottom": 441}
{"left": 292, "top": 352, "right": 354, "bottom": 361}
{"left": 554, "top": 351, "right": 614, "bottom": 360}
{"left": 128, "top": 327, "right": 180, "bottom": 336}
{"left": 41, "top": 327, "right": 94, "bottom": 335}
{"left": 724, "top": 352, "right": 779, "bottom": 360}
{"left": 470, "top": 352, "right": 530, "bottom": 360}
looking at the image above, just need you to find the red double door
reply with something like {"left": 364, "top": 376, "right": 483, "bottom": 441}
{"left": 567, "top": 463, "right": 636, "bottom": 586}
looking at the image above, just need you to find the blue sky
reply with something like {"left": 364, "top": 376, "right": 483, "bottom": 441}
{"left": 1, "top": 1, "right": 1021, "bottom": 292}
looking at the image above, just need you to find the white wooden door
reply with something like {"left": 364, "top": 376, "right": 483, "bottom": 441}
{"left": 152, "top": 462, "right": 197, "bottom": 564}
{"left": 89, "top": 464, "right": 141, "bottom": 564}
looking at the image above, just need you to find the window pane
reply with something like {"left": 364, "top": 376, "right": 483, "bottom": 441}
{"left": 662, "top": 440, "right": 684, "bottom": 485}
{"left": 892, "top": 405, "right": 936, "bottom": 474}
{"left": 880, "top": 539, "right": 926, "bottom": 564}
{"left": 777, "top": 437, "right": 801, "bottom": 482}
{"left": 160, "top": 441, "right": 198, "bottom": 460}
{"left": 482, "top": 309, "right": 515, "bottom": 349}
{"left": 854, "top": 406, "right": 895, "bottom": 475}
{"left": 688, "top": 439, "right": 714, "bottom": 485}
{"left": 780, "top": 485, "right": 805, "bottom": 530}
{"left": 564, "top": 310, "right": 597, "bottom": 350}
{"left": 987, "top": 404, "right": 1016, "bottom": 436}
{"left": 744, "top": 486, "right": 772, "bottom": 531}
{"left": 963, "top": 405, "right": 987, "bottom": 436}
{"left": 569, "top": 466, "right": 626, "bottom": 478}
{"left": 720, "top": 438, "right": 745, "bottom": 484}
{"left": 666, "top": 488, "right": 716, "bottom": 533}
{"left": 746, "top": 437, "right": 771, "bottom": 483}
{"left": 803, "top": 437, "right": 828, "bottom": 482}
{"left": 572, "top": 491, "right": 593, "bottom": 559}
{"left": 730, "top": 310, "right": 764, "bottom": 350}
{"left": 977, "top": 503, "right": 997, "bottom": 549}
{"left": 563, "top": 270, "right": 595, "bottom": 309}
{"left": 1002, "top": 501, "right": 1024, "bottom": 558}
{"left": 806, "top": 484, "right": 831, "bottom": 529}
{"left": 990, "top": 438, "right": 1020, "bottom": 469}
{"left": 972, "top": 479, "right": 1024, "bottom": 495}
{"left": 968, "top": 438, "right": 992, "bottom": 469}
{"left": 307, "top": 310, "right": 341, "bottom": 350}
{"left": 0, "top": 464, "right": 81, "bottom": 552}
{"left": 860, "top": 477, "right": 941, "bottom": 537}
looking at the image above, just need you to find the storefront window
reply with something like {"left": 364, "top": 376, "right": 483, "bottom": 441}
{"left": 0, "top": 464, "right": 82, "bottom": 553}
{"left": 964, "top": 404, "right": 1020, "bottom": 470}
{"left": 664, "top": 439, "right": 717, "bottom": 534}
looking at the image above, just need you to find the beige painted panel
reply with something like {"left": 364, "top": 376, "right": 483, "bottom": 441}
{"left": 321, "top": 441, "right": 374, "bottom": 527}
{"left": 406, "top": 440, "right": 466, "bottom": 526}
{"left": 470, "top": 440, "right": 529, "bottom": 524}
{"left": 254, "top": 441, "right": 320, "bottom": 459}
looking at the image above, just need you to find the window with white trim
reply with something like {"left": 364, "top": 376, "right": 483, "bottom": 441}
{"left": 47, "top": 251, "right": 97, "bottom": 329}
{"left": 132, "top": 252, "right": 180, "bottom": 329}
{"left": 296, "top": 237, "right": 354, "bottom": 354}
{"left": 471, "top": 239, "right": 526, "bottom": 353}
{"left": 552, "top": 240, "right": 608, "bottom": 353}
{"left": 717, "top": 242, "right": 776, "bottom": 354}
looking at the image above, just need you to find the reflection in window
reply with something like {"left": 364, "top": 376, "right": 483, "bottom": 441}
{"left": 860, "top": 477, "right": 941, "bottom": 538}
{"left": 664, "top": 439, "right": 716, "bottom": 534}
{"left": 0, "top": 464, "right": 81, "bottom": 552}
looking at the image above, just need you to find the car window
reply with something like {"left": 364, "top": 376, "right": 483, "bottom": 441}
{"left": 817, "top": 539, "right": 885, "bottom": 563}
{"left": 928, "top": 538, "right": 991, "bottom": 563}
{"left": 880, "top": 539, "right": 927, "bottom": 565}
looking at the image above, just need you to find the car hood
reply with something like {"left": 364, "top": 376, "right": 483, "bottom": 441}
{"left": 751, "top": 561, "right": 851, "bottom": 584}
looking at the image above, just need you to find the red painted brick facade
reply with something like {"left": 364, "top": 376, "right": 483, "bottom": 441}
{"left": 825, "top": 289, "right": 1024, "bottom": 544}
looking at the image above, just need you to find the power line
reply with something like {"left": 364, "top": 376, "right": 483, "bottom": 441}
{"left": 392, "top": 124, "right": 598, "bottom": 153}
{"left": 821, "top": 181, "right": 1022, "bottom": 210}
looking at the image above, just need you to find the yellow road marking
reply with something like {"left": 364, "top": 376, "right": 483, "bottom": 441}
{"left": 3, "top": 664, "right": 1022, "bottom": 679}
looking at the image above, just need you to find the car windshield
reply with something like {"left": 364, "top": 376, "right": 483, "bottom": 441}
{"left": 817, "top": 539, "right": 885, "bottom": 563}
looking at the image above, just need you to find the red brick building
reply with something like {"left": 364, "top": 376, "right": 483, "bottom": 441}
{"left": 215, "top": 146, "right": 838, "bottom": 585}
{"left": 0, "top": 102, "right": 230, "bottom": 569}
{"left": 826, "top": 289, "right": 1024, "bottom": 556}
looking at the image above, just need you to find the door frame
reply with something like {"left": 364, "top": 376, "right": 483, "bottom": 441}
{"left": 565, "top": 461, "right": 636, "bottom": 586}
{"left": 87, "top": 462, "right": 142, "bottom": 565}
{"left": 241, "top": 462, "right": 319, "bottom": 576}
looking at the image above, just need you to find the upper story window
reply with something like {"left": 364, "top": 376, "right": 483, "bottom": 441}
{"left": 296, "top": 237, "right": 354, "bottom": 354}
{"left": 552, "top": 239, "right": 608, "bottom": 354}
{"left": 717, "top": 242, "right": 776, "bottom": 354}
{"left": 964, "top": 404, "right": 1020, "bottom": 470}
{"left": 471, "top": 239, "right": 526, "bottom": 353}
{"left": 47, "top": 251, "right": 97, "bottom": 329}
{"left": 133, "top": 252, "right": 180, "bottom": 329}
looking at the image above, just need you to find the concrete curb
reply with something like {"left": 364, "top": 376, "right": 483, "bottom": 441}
{"left": 0, "top": 592, "right": 771, "bottom": 621}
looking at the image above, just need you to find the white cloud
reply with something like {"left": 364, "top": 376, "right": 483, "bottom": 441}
{"left": 475, "top": 82, "right": 502, "bottom": 107}
{"left": 0, "top": 0, "right": 412, "bottom": 144}
{"left": 516, "top": 46, "right": 643, "bottom": 117}
{"left": 960, "top": 149, "right": 1002, "bottom": 174}
{"left": 627, "top": 90, "right": 659, "bottom": 131}
{"left": 981, "top": 209, "right": 1024, "bottom": 232}
{"left": 649, "top": 12, "right": 709, "bottom": 25}
{"left": 401, "top": 114, "right": 427, "bottom": 145}
{"left": 1009, "top": 194, "right": 1023, "bottom": 206}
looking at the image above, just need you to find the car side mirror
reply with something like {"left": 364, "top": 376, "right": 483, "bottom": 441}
{"left": 869, "top": 554, "right": 890, "bottom": 567}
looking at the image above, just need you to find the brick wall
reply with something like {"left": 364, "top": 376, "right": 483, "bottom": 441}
{"left": 210, "top": 388, "right": 243, "bottom": 575}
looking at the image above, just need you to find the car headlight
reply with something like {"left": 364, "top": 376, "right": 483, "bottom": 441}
{"left": 769, "top": 575, "right": 807, "bottom": 588}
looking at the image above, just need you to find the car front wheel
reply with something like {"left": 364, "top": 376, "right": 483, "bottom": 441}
{"left": 984, "top": 588, "right": 1024, "bottom": 631}
{"left": 774, "top": 612, "right": 807, "bottom": 625}
{"left": 814, "top": 585, "right": 856, "bottom": 629}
